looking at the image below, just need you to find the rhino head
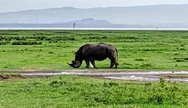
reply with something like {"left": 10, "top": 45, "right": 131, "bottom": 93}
{"left": 67, "top": 60, "right": 81, "bottom": 68}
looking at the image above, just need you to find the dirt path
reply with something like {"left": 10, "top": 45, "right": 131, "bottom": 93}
{"left": 3, "top": 69, "right": 186, "bottom": 83}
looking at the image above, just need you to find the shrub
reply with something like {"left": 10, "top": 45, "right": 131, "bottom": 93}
{"left": 11, "top": 41, "right": 42, "bottom": 45}
{"left": 0, "top": 41, "right": 9, "bottom": 45}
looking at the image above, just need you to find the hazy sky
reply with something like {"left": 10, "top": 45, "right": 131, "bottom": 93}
{"left": 1, "top": 0, "right": 188, "bottom": 13}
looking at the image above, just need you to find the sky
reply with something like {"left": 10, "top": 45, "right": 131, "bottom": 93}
{"left": 1, "top": 0, "right": 188, "bottom": 13}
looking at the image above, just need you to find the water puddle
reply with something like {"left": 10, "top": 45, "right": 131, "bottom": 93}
{"left": 21, "top": 70, "right": 188, "bottom": 83}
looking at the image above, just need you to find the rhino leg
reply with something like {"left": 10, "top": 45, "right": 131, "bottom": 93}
{"left": 85, "top": 60, "right": 90, "bottom": 68}
{"left": 110, "top": 61, "right": 115, "bottom": 68}
{"left": 91, "top": 60, "right": 96, "bottom": 68}
{"left": 108, "top": 53, "right": 118, "bottom": 68}
{"left": 114, "top": 61, "right": 119, "bottom": 68}
{"left": 109, "top": 57, "right": 118, "bottom": 68}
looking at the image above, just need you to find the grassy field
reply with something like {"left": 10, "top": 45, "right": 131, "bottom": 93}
{"left": 1, "top": 30, "right": 188, "bottom": 108}
{"left": 0, "top": 75, "right": 187, "bottom": 108}
{"left": 1, "top": 72, "right": 188, "bottom": 108}
{"left": 0, "top": 30, "right": 188, "bottom": 70}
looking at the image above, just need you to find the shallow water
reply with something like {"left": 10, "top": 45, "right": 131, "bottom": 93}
{"left": 21, "top": 70, "right": 188, "bottom": 83}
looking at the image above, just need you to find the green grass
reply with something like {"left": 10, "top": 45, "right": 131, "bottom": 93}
{"left": 0, "top": 72, "right": 20, "bottom": 76}
{"left": 0, "top": 30, "right": 188, "bottom": 70}
{"left": 1, "top": 30, "right": 188, "bottom": 108}
{"left": 0, "top": 76, "right": 188, "bottom": 108}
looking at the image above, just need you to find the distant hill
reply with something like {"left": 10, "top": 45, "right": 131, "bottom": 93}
{"left": 0, "top": 18, "right": 112, "bottom": 28}
{"left": 0, "top": 4, "right": 188, "bottom": 28}
{"left": 0, "top": 18, "right": 145, "bottom": 28}
{"left": 62, "top": 18, "right": 112, "bottom": 28}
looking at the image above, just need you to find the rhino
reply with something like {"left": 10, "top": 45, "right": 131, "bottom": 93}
{"left": 67, "top": 43, "right": 119, "bottom": 68}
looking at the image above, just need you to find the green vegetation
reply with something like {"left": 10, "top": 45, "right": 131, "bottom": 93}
{"left": 0, "top": 30, "right": 188, "bottom": 70}
{"left": 0, "top": 72, "right": 22, "bottom": 81}
{"left": 0, "top": 76, "right": 187, "bottom": 108}
{"left": 1, "top": 30, "right": 188, "bottom": 108}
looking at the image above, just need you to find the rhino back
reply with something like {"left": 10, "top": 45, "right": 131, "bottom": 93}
{"left": 82, "top": 44, "right": 111, "bottom": 61}
{"left": 75, "top": 44, "right": 117, "bottom": 61}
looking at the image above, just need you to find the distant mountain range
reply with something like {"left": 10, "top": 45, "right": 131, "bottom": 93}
{"left": 0, "top": 4, "right": 188, "bottom": 28}
{"left": 0, "top": 18, "right": 147, "bottom": 28}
